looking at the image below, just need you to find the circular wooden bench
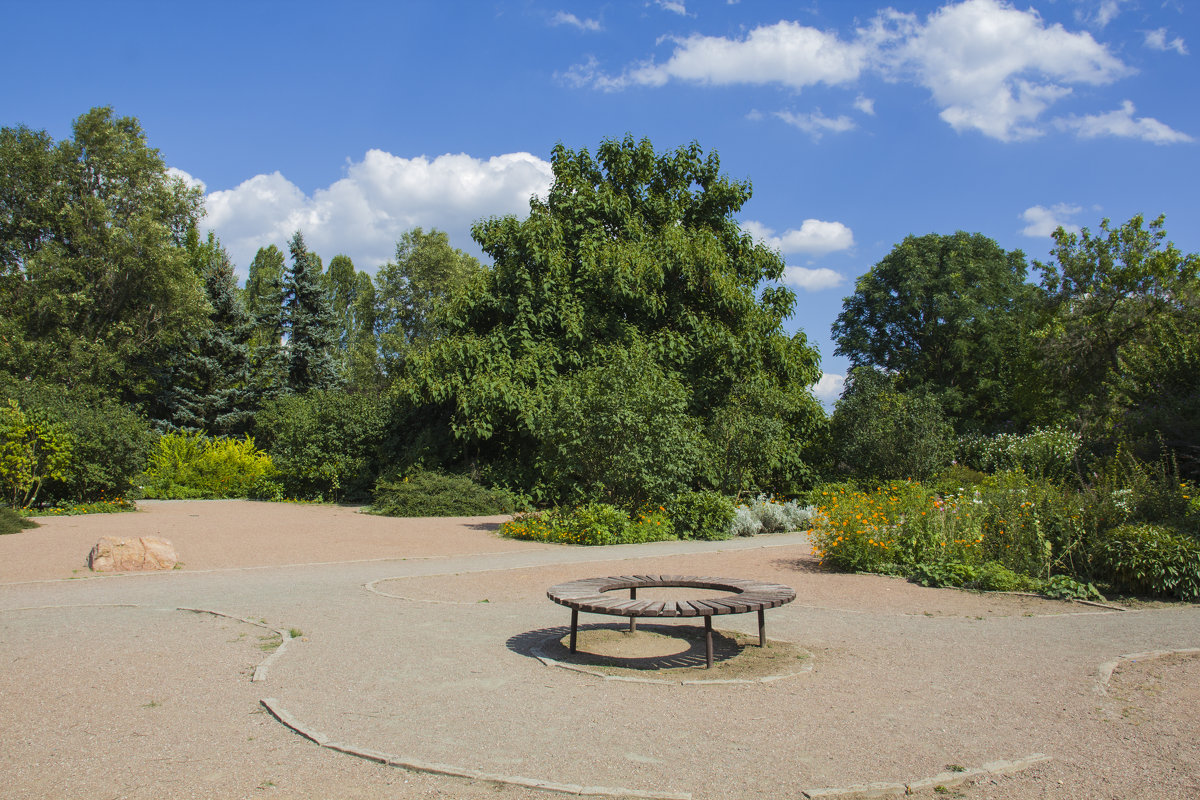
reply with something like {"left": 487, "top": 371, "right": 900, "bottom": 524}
{"left": 547, "top": 575, "right": 796, "bottom": 668}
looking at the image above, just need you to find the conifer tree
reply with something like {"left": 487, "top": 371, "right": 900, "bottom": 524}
{"left": 154, "top": 231, "right": 254, "bottom": 434}
{"left": 283, "top": 231, "right": 339, "bottom": 393}
{"left": 243, "top": 244, "right": 288, "bottom": 401}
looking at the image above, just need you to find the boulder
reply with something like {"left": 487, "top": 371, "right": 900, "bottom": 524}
{"left": 89, "top": 536, "right": 178, "bottom": 572}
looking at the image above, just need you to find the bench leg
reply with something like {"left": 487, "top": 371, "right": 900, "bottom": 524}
{"left": 758, "top": 608, "right": 766, "bottom": 647}
{"left": 629, "top": 588, "right": 636, "bottom": 633}
{"left": 570, "top": 608, "right": 578, "bottom": 653}
{"left": 704, "top": 616, "right": 713, "bottom": 668}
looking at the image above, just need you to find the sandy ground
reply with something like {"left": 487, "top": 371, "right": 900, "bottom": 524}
{"left": 1, "top": 500, "right": 1198, "bottom": 800}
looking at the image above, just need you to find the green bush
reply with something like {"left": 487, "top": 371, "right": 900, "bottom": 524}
{"left": 535, "top": 343, "right": 705, "bottom": 510}
{"left": 140, "top": 432, "right": 277, "bottom": 499}
{"left": 958, "top": 426, "right": 1081, "bottom": 481}
{"left": 829, "top": 368, "right": 954, "bottom": 481}
{"left": 669, "top": 491, "right": 735, "bottom": 541}
{"left": 975, "top": 470, "right": 1087, "bottom": 579}
{"left": 1038, "top": 574, "right": 1104, "bottom": 602}
{"left": 255, "top": 390, "right": 389, "bottom": 501}
{"left": 0, "top": 507, "right": 39, "bottom": 535}
{"left": 371, "top": 469, "right": 517, "bottom": 517}
{"left": 499, "top": 503, "right": 677, "bottom": 546}
{"left": 0, "top": 383, "right": 153, "bottom": 505}
{"left": 1093, "top": 523, "right": 1200, "bottom": 601}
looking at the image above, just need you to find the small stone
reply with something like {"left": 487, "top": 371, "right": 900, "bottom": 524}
{"left": 89, "top": 536, "right": 178, "bottom": 572}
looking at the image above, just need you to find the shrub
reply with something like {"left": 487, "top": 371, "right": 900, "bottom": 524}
{"left": 2, "top": 383, "right": 154, "bottom": 505}
{"left": 0, "top": 399, "right": 72, "bottom": 508}
{"left": 728, "top": 505, "right": 763, "bottom": 537}
{"left": 669, "top": 491, "right": 735, "bottom": 541}
{"left": 958, "top": 426, "right": 1081, "bottom": 481}
{"left": 141, "top": 432, "right": 277, "bottom": 499}
{"left": 628, "top": 506, "right": 675, "bottom": 543}
{"left": 535, "top": 343, "right": 705, "bottom": 510}
{"left": 499, "top": 503, "right": 677, "bottom": 546}
{"left": 829, "top": 368, "right": 954, "bottom": 481}
{"left": 974, "top": 470, "right": 1087, "bottom": 579}
{"left": 371, "top": 469, "right": 517, "bottom": 517}
{"left": 1092, "top": 523, "right": 1200, "bottom": 601}
{"left": 1038, "top": 574, "right": 1104, "bottom": 602}
{"left": 255, "top": 390, "right": 389, "bottom": 501}
{"left": 1, "top": 507, "right": 39, "bottom": 535}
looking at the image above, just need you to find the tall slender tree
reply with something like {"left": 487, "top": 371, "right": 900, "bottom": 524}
{"left": 283, "top": 231, "right": 339, "bottom": 393}
{"left": 243, "top": 244, "right": 287, "bottom": 400}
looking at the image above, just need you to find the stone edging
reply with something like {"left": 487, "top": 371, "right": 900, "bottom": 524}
{"left": 176, "top": 606, "right": 294, "bottom": 682}
{"left": 801, "top": 754, "right": 1052, "bottom": 799}
{"left": 258, "top": 698, "right": 693, "bottom": 800}
{"left": 1094, "top": 646, "right": 1200, "bottom": 695}
{"left": 529, "top": 629, "right": 813, "bottom": 685}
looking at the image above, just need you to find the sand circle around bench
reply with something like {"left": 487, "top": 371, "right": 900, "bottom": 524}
{"left": 527, "top": 622, "right": 813, "bottom": 684}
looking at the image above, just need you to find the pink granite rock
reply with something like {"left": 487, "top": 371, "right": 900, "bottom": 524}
{"left": 88, "top": 536, "right": 178, "bottom": 572}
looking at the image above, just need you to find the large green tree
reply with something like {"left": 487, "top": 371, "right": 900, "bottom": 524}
{"left": 152, "top": 231, "right": 255, "bottom": 434}
{"left": 375, "top": 227, "right": 483, "bottom": 376}
{"left": 832, "top": 231, "right": 1042, "bottom": 430}
{"left": 0, "top": 107, "right": 208, "bottom": 398}
{"left": 324, "top": 254, "right": 381, "bottom": 390}
{"left": 403, "top": 136, "right": 823, "bottom": 499}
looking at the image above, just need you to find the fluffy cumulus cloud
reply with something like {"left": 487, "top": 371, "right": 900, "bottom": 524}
{"left": 742, "top": 219, "right": 855, "bottom": 255}
{"left": 812, "top": 372, "right": 845, "bottom": 405}
{"left": 199, "top": 150, "right": 554, "bottom": 275}
{"left": 1054, "top": 100, "right": 1193, "bottom": 144}
{"left": 568, "top": 0, "right": 1185, "bottom": 144}
{"left": 782, "top": 266, "right": 844, "bottom": 291}
{"left": 892, "top": 0, "right": 1129, "bottom": 141}
{"left": 1020, "top": 203, "right": 1083, "bottom": 237}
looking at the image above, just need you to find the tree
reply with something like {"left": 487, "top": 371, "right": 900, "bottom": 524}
{"left": 243, "top": 244, "right": 288, "bottom": 400}
{"left": 403, "top": 136, "right": 823, "bottom": 497}
{"left": 828, "top": 367, "right": 954, "bottom": 481}
{"left": 375, "top": 227, "right": 483, "bottom": 375}
{"left": 832, "top": 231, "right": 1041, "bottom": 430}
{"left": 0, "top": 399, "right": 72, "bottom": 508}
{"left": 1034, "top": 214, "right": 1200, "bottom": 430}
{"left": 0, "top": 107, "right": 208, "bottom": 399}
{"left": 283, "top": 231, "right": 339, "bottom": 393}
{"left": 324, "top": 254, "right": 381, "bottom": 390}
{"left": 152, "top": 231, "right": 255, "bottom": 435}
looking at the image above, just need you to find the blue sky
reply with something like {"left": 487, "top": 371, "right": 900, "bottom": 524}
{"left": 3, "top": 0, "right": 1196, "bottom": 403}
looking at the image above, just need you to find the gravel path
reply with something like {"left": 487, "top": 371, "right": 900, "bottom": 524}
{"left": 1, "top": 500, "right": 1197, "bottom": 799}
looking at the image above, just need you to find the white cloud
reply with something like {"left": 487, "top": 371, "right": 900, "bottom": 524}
{"left": 853, "top": 95, "right": 875, "bottom": 115}
{"left": 742, "top": 219, "right": 855, "bottom": 255}
{"left": 782, "top": 266, "right": 845, "bottom": 291}
{"left": 775, "top": 109, "right": 856, "bottom": 140}
{"left": 552, "top": 11, "right": 601, "bottom": 32}
{"left": 199, "top": 150, "right": 554, "bottom": 276}
{"left": 1074, "top": 0, "right": 1127, "bottom": 28}
{"left": 588, "top": 20, "right": 867, "bottom": 91}
{"left": 894, "top": 0, "right": 1129, "bottom": 141}
{"left": 1020, "top": 203, "right": 1083, "bottom": 237}
{"left": 1144, "top": 28, "right": 1188, "bottom": 55}
{"left": 576, "top": 0, "right": 1142, "bottom": 143}
{"left": 813, "top": 372, "right": 845, "bottom": 405}
{"left": 656, "top": 1, "right": 688, "bottom": 16}
{"left": 1054, "top": 100, "right": 1194, "bottom": 144}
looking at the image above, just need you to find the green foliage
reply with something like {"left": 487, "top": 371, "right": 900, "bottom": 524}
{"left": 832, "top": 231, "right": 1042, "bottom": 428}
{"left": 370, "top": 469, "right": 518, "bottom": 517}
{"left": 0, "top": 398, "right": 72, "bottom": 508}
{"left": 283, "top": 231, "right": 339, "bottom": 393}
{"left": 1038, "top": 574, "right": 1104, "bottom": 602}
{"left": 244, "top": 244, "right": 288, "bottom": 399}
{"left": 499, "top": 503, "right": 676, "bottom": 546}
{"left": 974, "top": 470, "right": 1088, "bottom": 579}
{"left": 829, "top": 368, "right": 954, "bottom": 481}
{"left": 254, "top": 390, "right": 388, "bottom": 501}
{"left": 669, "top": 490, "right": 735, "bottom": 541}
{"left": 0, "top": 506, "right": 39, "bottom": 534}
{"left": 957, "top": 426, "right": 1081, "bottom": 481}
{"left": 1092, "top": 523, "right": 1200, "bottom": 601}
{"left": 324, "top": 255, "right": 381, "bottom": 391}
{"left": 1035, "top": 214, "right": 1200, "bottom": 431}
{"left": 536, "top": 342, "right": 705, "bottom": 509}
{"left": 403, "top": 136, "right": 822, "bottom": 500}
{"left": 0, "top": 107, "right": 208, "bottom": 397}
{"left": 140, "top": 432, "right": 276, "bottom": 499}
{"left": 375, "top": 227, "right": 483, "bottom": 376}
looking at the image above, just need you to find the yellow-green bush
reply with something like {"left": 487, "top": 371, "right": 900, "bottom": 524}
{"left": 140, "top": 432, "right": 276, "bottom": 499}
